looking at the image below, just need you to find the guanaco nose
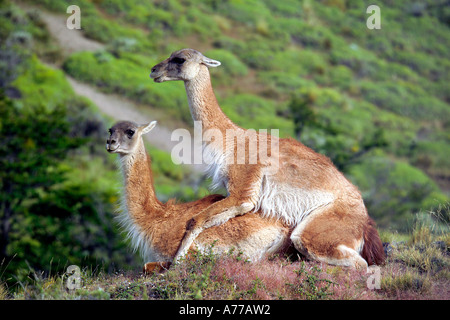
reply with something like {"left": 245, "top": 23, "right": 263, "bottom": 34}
{"left": 106, "top": 138, "right": 118, "bottom": 151}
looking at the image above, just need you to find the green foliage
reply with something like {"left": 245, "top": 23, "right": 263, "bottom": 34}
{"left": 6, "top": 0, "right": 449, "bottom": 294}
{"left": 0, "top": 90, "right": 134, "bottom": 287}
{"left": 6, "top": 220, "right": 450, "bottom": 300}
{"left": 257, "top": 71, "right": 316, "bottom": 94}
{"left": 381, "top": 208, "right": 449, "bottom": 297}
{"left": 63, "top": 51, "right": 191, "bottom": 123}
{"left": 12, "top": 56, "right": 74, "bottom": 110}
{"left": 359, "top": 80, "right": 450, "bottom": 121}
{"left": 0, "top": 94, "right": 80, "bottom": 208}
{"left": 289, "top": 262, "right": 335, "bottom": 300}
{"left": 0, "top": 7, "right": 144, "bottom": 286}
{"left": 214, "top": 0, "right": 273, "bottom": 26}
{"left": 150, "top": 244, "right": 220, "bottom": 300}
{"left": 204, "top": 49, "right": 248, "bottom": 84}
{"left": 289, "top": 88, "right": 389, "bottom": 170}
{"left": 411, "top": 140, "right": 450, "bottom": 176}
{"left": 0, "top": 5, "right": 60, "bottom": 88}
{"left": 221, "top": 93, "right": 295, "bottom": 137}
{"left": 288, "top": 94, "right": 318, "bottom": 138}
{"left": 0, "top": 93, "right": 78, "bottom": 280}
{"left": 348, "top": 156, "right": 448, "bottom": 230}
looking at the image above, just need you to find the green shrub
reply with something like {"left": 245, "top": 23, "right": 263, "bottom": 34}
{"left": 31, "top": 0, "right": 94, "bottom": 12}
{"left": 12, "top": 55, "right": 74, "bottom": 110}
{"left": 257, "top": 71, "right": 316, "bottom": 94}
{"left": 347, "top": 156, "right": 448, "bottom": 230}
{"left": 221, "top": 93, "right": 295, "bottom": 137}
{"left": 63, "top": 51, "right": 191, "bottom": 122}
{"left": 329, "top": 43, "right": 379, "bottom": 78}
{"left": 359, "top": 80, "right": 450, "bottom": 121}
{"left": 381, "top": 269, "right": 432, "bottom": 296}
{"left": 326, "top": 65, "right": 354, "bottom": 89}
{"left": 214, "top": 0, "right": 272, "bottom": 26}
{"left": 412, "top": 140, "right": 450, "bottom": 176}
{"left": 288, "top": 262, "right": 335, "bottom": 300}
{"left": 263, "top": 0, "right": 303, "bottom": 17}
{"left": 203, "top": 49, "right": 248, "bottom": 85}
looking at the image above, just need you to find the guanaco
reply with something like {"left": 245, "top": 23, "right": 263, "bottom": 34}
{"left": 150, "top": 49, "right": 385, "bottom": 269}
{"left": 106, "top": 120, "right": 291, "bottom": 272}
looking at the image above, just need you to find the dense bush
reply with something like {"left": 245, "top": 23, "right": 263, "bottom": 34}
{"left": 0, "top": 92, "right": 131, "bottom": 285}
{"left": 348, "top": 156, "right": 447, "bottom": 230}
{"left": 221, "top": 93, "right": 295, "bottom": 137}
{"left": 203, "top": 49, "right": 248, "bottom": 84}
{"left": 359, "top": 80, "right": 450, "bottom": 121}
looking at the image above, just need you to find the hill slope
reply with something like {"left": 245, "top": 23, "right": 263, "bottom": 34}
{"left": 28, "top": 0, "right": 450, "bottom": 229}
{"left": 1, "top": 0, "right": 449, "bottom": 289}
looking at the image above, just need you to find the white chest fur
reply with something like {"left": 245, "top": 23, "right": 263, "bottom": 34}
{"left": 201, "top": 144, "right": 334, "bottom": 226}
{"left": 255, "top": 176, "right": 334, "bottom": 226}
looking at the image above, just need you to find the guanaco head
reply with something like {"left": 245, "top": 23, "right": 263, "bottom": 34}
{"left": 150, "top": 48, "right": 221, "bottom": 82}
{"left": 106, "top": 120, "right": 157, "bottom": 155}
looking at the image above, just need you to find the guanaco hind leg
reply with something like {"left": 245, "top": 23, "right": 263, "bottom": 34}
{"left": 290, "top": 203, "right": 368, "bottom": 270}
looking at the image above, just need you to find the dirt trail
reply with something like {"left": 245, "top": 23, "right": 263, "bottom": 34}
{"left": 24, "top": 4, "right": 204, "bottom": 172}
{"left": 37, "top": 10, "right": 104, "bottom": 55}
{"left": 67, "top": 77, "right": 177, "bottom": 152}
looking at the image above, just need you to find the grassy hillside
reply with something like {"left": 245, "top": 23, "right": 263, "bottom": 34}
{"left": 1, "top": 0, "right": 449, "bottom": 299}
{"left": 57, "top": 0, "right": 449, "bottom": 229}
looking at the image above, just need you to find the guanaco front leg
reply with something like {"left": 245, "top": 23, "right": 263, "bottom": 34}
{"left": 173, "top": 162, "right": 264, "bottom": 262}
{"left": 173, "top": 196, "right": 255, "bottom": 261}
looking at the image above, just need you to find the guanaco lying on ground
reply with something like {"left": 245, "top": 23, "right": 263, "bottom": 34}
{"left": 106, "top": 120, "right": 291, "bottom": 273}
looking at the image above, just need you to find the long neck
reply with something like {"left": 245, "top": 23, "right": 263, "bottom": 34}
{"left": 184, "top": 65, "right": 237, "bottom": 132}
{"left": 119, "top": 140, "right": 162, "bottom": 221}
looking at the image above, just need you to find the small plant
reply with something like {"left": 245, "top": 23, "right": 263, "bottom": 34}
{"left": 381, "top": 267, "right": 432, "bottom": 297}
{"left": 148, "top": 243, "right": 221, "bottom": 300}
{"left": 288, "top": 261, "right": 335, "bottom": 300}
{"left": 187, "top": 252, "right": 216, "bottom": 300}
{"left": 110, "top": 282, "right": 145, "bottom": 300}
{"left": 0, "top": 282, "right": 8, "bottom": 300}
{"left": 395, "top": 245, "right": 446, "bottom": 274}
{"left": 410, "top": 203, "right": 449, "bottom": 246}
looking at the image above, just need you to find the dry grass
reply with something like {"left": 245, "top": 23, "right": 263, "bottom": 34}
{"left": 3, "top": 243, "right": 448, "bottom": 300}
{"left": 3, "top": 207, "right": 449, "bottom": 301}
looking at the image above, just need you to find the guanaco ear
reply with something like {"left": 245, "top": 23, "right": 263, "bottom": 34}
{"left": 201, "top": 56, "right": 221, "bottom": 68}
{"left": 141, "top": 121, "right": 157, "bottom": 134}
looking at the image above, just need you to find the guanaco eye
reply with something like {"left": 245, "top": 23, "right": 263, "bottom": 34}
{"left": 171, "top": 57, "right": 185, "bottom": 64}
{"left": 125, "top": 129, "right": 135, "bottom": 138}
{"left": 108, "top": 128, "right": 112, "bottom": 134}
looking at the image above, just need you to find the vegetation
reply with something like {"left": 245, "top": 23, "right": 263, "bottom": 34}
{"left": 5, "top": 206, "right": 450, "bottom": 300}
{"left": 0, "top": 0, "right": 448, "bottom": 300}
{"left": 57, "top": 0, "right": 449, "bottom": 230}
